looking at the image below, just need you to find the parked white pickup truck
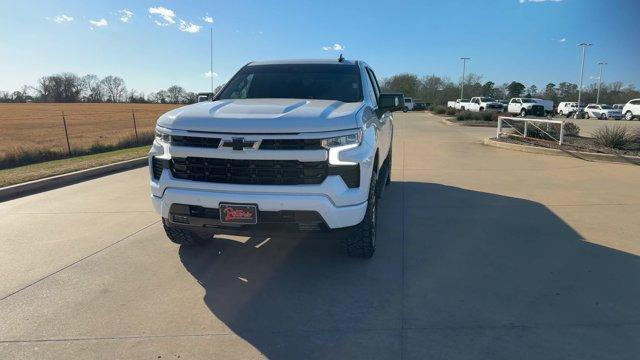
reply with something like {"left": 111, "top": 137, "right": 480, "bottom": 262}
{"left": 507, "top": 98, "right": 546, "bottom": 117}
{"left": 466, "top": 97, "right": 504, "bottom": 112}
{"left": 150, "top": 58, "right": 398, "bottom": 258}
{"left": 403, "top": 97, "right": 414, "bottom": 112}
{"left": 454, "top": 99, "right": 470, "bottom": 111}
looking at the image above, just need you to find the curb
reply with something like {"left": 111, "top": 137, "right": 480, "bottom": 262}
{"left": 0, "top": 157, "right": 148, "bottom": 202}
{"left": 483, "top": 138, "right": 640, "bottom": 166}
{"left": 440, "top": 118, "right": 497, "bottom": 128}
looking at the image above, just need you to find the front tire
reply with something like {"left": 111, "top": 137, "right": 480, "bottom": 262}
{"left": 402, "top": 107, "right": 408, "bottom": 113}
{"left": 162, "top": 218, "right": 208, "bottom": 246}
{"left": 344, "top": 170, "right": 378, "bottom": 258}
{"left": 585, "top": 112, "right": 590, "bottom": 119}
{"left": 600, "top": 113, "right": 607, "bottom": 120}
{"left": 520, "top": 108, "right": 527, "bottom": 117}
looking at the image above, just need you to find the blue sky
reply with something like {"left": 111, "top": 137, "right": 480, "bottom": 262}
{"left": 1, "top": 0, "right": 639, "bottom": 94}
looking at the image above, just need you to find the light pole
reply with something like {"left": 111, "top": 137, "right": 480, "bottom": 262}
{"left": 576, "top": 43, "right": 592, "bottom": 118}
{"left": 596, "top": 61, "right": 607, "bottom": 104}
{"left": 460, "top": 57, "right": 470, "bottom": 100}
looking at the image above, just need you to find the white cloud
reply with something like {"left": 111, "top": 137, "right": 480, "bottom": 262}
{"left": 119, "top": 9, "right": 134, "bottom": 23}
{"left": 179, "top": 20, "right": 201, "bottom": 33}
{"left": 203, "top": 16, "right": 214, "bottom": 24}
{"left": 149, "top": 6, "right": 176, "bottom": 26}
{"left": 204, "top": 70, "right": 218, "bottom": 78}
{"left": 519, "top": 0, "right": 563, "bottom": 3}
{"left": 89, "top": 18, "right": 108, "bottom": 27}
{"left": 53, "top": 14, "right": 74, "bottom": 23}
{"left": 558, "top": 37, "right": 566, "bottom": 42}
{"left": 322, "top": 43, "right": 345, "bottom": 51}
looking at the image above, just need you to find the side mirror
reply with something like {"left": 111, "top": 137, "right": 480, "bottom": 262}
{"left": 378, "top": 93, "right": 404, "bottom": 112}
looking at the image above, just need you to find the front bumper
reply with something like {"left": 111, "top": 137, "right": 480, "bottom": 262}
{"left": 151, "top": 188, "right": 367, "bottom": 229}
{"left": 148, "top": 129, "right": 376, "bottom": 230}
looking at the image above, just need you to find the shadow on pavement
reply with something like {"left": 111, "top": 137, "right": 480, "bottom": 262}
{"left": 179, "top": 182, "right": 640, "bottom": 359}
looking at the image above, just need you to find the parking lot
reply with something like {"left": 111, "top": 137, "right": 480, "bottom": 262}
{"left": 1, "top": 112, "right": 639, "bottom": 359}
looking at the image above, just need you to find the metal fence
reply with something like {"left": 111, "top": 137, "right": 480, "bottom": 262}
{"left": 497, "top": 116, "right": 566, "bottom": 145}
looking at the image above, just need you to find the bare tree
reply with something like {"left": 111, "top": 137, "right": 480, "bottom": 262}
{"left": 166, "top": 85, "right": 186, "bottom": 103}
{"left": 100, "top": 75, "right": 127, "bottom": 102}
{"left": 81, "top": 74, "right": 104, "bottom": 102}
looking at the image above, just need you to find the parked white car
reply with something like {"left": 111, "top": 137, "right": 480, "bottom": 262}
{"left": 507, "top": 98, "right": 546, "bottom": 117}
{"left": 622, "top": 99, "right": 640, "bottom": 120}
{"left": 466, "top": 97, "right": 504, "bottom": 112}
{"left": 584, "top": 104, "right": 622, "bottom": 120}
{"left": 556, "top": 102, "right": 584, "bottom": 118}
{"left": 403, "top": 97, "right": 414, "bottom": 112}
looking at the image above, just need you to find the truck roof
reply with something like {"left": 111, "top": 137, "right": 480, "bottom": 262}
{"left": 248, "top": 59, "right": 359, "bottom": 66}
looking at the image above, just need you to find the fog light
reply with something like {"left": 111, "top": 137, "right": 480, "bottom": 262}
{"left": 173, "top": 214, "right": 189, "bottom": 224}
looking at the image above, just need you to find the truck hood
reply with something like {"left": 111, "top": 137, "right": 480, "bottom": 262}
{"left": 157, "top": 99, "right": 363, "bottom": 134}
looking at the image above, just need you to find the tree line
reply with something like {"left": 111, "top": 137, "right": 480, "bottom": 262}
{"left": 0, "top": 73, "right": 200, "bottom": 104}
{"left": 380, "top": 73, "right": 640, "bottom": 106}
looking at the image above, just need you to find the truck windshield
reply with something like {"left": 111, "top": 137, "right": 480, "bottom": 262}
{"left": 217, "top": 64, "right": 363, "bottom": 103}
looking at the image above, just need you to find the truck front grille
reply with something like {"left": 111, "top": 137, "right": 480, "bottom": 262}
{"left": 170, "top": 157, "right": 328, "bottom": 185}
{"left": 259, "top": 139, "right": 324, "bottom": 150}
{"left": 171, "top": 136, "right": 221, "bottom": 148}
{"left": 530, "top": 105, "right": 545, "bottom": 116}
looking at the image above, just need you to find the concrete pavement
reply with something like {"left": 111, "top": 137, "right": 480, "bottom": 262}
{"left": 1, "top": 112, "right": 639, "bottom": 359}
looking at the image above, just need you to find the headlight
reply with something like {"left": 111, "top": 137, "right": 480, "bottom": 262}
{"left": 321, "top": 131, "right": 362, "bottom": 149}
{"left": 155, "top": 129, "right": 171, "bottom": 143}
{"left": 324, "top": 131, "right": 363, "bottom": 166}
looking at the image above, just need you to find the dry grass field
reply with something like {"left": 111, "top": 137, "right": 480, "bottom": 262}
{"left": 0, "top": 103, "right": 182, "bottom": 158}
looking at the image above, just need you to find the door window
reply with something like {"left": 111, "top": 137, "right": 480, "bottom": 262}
{"left": 365, "top": 68, "right": 381, "bottom": 105}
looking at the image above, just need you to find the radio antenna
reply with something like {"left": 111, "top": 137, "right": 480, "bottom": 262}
{"left": 210, "top": 27, "right": 214, "bottom": 95}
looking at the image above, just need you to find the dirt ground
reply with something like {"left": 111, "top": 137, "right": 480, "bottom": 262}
{"left": 0, "top": 103, "right": 181, "bottom": 157}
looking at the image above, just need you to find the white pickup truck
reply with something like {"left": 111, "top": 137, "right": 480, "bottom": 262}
{"left": 466, "top": 97, "right": 504, "bottom": 112}
{"left": 403, "top": 97, "right": 414, "bottom": 112}
{"left": 150, "top": 58, "right": 398, "bottom": 258}
{"left": 507, "top": 98, "right": 546, "bottom": 117}
{"left": 447, "top": 99, "right": 469, "bottom": 110}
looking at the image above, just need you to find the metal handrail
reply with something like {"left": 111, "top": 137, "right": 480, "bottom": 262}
{"left": 497, "top": 116, "right": 565, "bottom": 145}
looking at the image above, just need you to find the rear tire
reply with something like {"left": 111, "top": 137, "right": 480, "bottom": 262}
{"left": 162, "top": 218, "right": 208, "bottom": 246}
{"left": 344, "top": 170, "right": 378, "bottom": 258}
{"left": 600, "top": 113, "right": 607, "bottom": 120}
{"left": 402, "top": 107, "right": 408, "bottom": 113}
{"left": 585, "top": 112, "right": 590, "bottom": 119}
{"left": 625, "top": 111, "right": 634, "bottom": 121}
{"left": 520, "top": 108, "right": 527, "bottom": 117}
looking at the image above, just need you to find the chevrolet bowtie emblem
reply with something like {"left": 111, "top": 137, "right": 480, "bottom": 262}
{"left": 222, "top": 137, "right": 258, "bottom": 150}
